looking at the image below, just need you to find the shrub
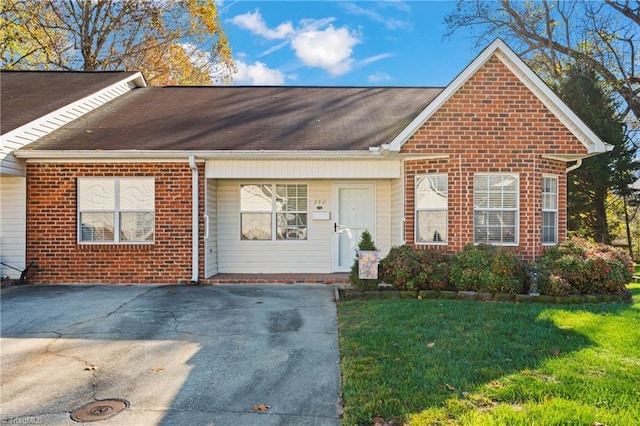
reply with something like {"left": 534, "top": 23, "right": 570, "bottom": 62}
{"left": 450, "top": 244, "right": 525, "bottom": 294}
{"left": 348, "top": 230, "right": 381, "bottom": 291}
{"left": 539, "top": 274, "right": 573, "bottom": 297}
{"left": 379, "top": 245, "right": 450, "bottom": 291}
{"left": 536, "top": 236, "right": 633, "bottom": 295}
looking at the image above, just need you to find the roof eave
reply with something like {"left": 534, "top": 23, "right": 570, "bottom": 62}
{"left": 13, "top": 149, "right": 395, "bottom": 161}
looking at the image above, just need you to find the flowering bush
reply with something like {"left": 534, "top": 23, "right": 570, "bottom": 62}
{"left": 540, "top": 274, "right": 573, "bottom": 297}
{"left": 536, "top": 237, "right": 633, "bottom": 295}
{"left": 379, "top": 245, "right": 450, "bottom": 291}
{"left": 450, "top": 244, "right": 525, "bottom": 294}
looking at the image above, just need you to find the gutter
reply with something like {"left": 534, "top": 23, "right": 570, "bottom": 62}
{"left": 188, "top": 155, "right": 199, "bottom": 283}
{"left": 13, "top": 149, "right": 389, "bottom": 160}
{"left": 566, "top": 158, "right": 583, "bottom": 173}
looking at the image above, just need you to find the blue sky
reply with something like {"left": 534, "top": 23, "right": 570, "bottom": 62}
{"left": 216, "top": 1, "right": 483, "bottom": 87}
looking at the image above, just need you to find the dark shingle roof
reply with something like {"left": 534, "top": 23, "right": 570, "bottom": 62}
{"left": 0, "top": 70, "right": 140, "bottom": 135}
{"left": 21, "top": 85, "right": 443, "bottom": 152}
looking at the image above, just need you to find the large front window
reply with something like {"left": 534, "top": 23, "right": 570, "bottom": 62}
{"left": 474, "top": 174, "right": 518, "bottom": 245}
{"left": 240, "top": 184, "right": 308, "bottom": 241}
{"left": 415, "top": 174, "right": 447, "bottom": 244}
{"left": 78, "top": 178, "right": 154, "bottom": 243}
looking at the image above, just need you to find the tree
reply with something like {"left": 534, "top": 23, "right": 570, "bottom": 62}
{"left": 445, "top": 0, "right": 639, "bottom": 123}
{"left": 559, "top": 67, "right": 637, "bottom": 245}
{"left": 1, "top": 0, "right": 234, "bottom": 85}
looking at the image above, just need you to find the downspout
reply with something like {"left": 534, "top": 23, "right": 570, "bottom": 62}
{"left": 566, "top": 158, "right": 582, "bottom": 173}
{"left": 189, "top": 155, "right": 199, "bottom": 283}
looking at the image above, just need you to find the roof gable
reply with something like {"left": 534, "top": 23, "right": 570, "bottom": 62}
{"left": 387, "top": 38, "right": 610, "bottom": 159}
{"left": 1, "top": 70, "right": 146, "bottom": 175}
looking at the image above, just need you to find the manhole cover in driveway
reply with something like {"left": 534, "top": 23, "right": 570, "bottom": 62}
{"left": 71, "top": 399, "right": 129, "bottom": 422}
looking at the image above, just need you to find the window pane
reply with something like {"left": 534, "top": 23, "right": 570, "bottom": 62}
{"left": 78, "top": 179, "right": 115, "bottom": 210}
{"left": 241, "top": 185, "right": 272, "bottom": 212}
{"left": 542, "top": 211, "right": 557, "bottom": 243}
{"left": 276, "top": 184, "right": 307, "bottom": 212}
{"left": 276, "top": 213, "right": 307, "bottom": 240}
{"left": 120, "top": 212, "right": 154, "bottom": 241}
{"left": 417, "top": 210, "right": 447, "bottom": 243}
{"left": 416, "top": 175, "right": 447, "bottom": 209}
{"left": 120, "top": 179, "right": 154, "bottom": 210}
{"left": 80, "top": 212, "right": 114, "bottom": 241}
{"left": 241, "top": 213, "right": 272, "bottom": 240}
{"left": 543, "top": 177, "right": 558, "bottom": 210}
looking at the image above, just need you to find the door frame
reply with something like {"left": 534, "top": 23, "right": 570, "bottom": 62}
{"left": 331, "top": 182, "right": 376, "bottom": 272}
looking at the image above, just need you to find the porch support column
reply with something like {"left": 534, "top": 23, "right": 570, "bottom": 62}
{"left": 189, "top": 155, "right": 199, "bottom": 283}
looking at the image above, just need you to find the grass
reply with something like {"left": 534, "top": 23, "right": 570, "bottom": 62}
{"left": 337, "top": 283, "right": 640, "bottom": 425}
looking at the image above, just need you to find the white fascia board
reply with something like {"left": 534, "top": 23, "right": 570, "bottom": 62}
{"left": 387, "top": 38, "right": 610, "bottom": 156}
{"left": 14, "top": 149, "right": 386, "bottom": 161}
{"left": 1, "top": 72, "right": 146, "bottom": 146}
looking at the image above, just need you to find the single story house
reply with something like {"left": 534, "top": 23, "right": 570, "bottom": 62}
{"left": 0, "top": 39, "right": 610, "bottom": 284}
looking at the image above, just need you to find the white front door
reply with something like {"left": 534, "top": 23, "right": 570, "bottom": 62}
{"left": 332, "top": 183, "right": 375, "bottom": 272}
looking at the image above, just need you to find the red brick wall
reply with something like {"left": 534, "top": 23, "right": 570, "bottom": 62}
{"left": 26, "top": 162, "right": 205, "bottom": 284}
{"left": 402, "top": 56, "right": 585, "bottom": 260}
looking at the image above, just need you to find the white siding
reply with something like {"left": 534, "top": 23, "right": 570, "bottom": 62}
{"left": 375, "top": 180, "right": 392, "bottom": 258}
{"left": 0, "top": 176, "right": 26, "bottom": 278}
{"left": 206, "top": 159, "right": 401, "bottom": 179}
{"left": 390, "top": 175, "right": 405, "bottom": 247}
{"left": 216, "top": 179, "right": 393, "bottom": 273}
{"left": 204, "top": 179, "right": 218, "bottom": 277}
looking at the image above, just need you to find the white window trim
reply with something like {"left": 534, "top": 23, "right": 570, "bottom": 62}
{"left": 415, "top": 174, "right": 448, "bottom": 245}
{"left": 542, "top": 175, "right": 559, "bottom": 246}
{"left": 239, "top": 183, "right": 309, "bottom": 242}
{"left": 77, "top": 177, "right": 155, "bottom": 244}
{"left": 473, "top": 173, "right": 520, "bottom": 246}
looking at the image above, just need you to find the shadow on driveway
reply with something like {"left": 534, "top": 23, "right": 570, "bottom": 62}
{"left": 1, "top": 284, "right": 342, "bottom": 425}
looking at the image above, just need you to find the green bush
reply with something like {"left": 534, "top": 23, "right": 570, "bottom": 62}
{"left": 450, "top": 244, "right": 525, "bottom": 294}
{"left": 348, "top": 230, "right": 381, "bottom": 291}
{"left": 379, "top": 245, "right": 450, "bottom": 291}
{"left": 536, "top": 237, "right": 633, "bottom": 295}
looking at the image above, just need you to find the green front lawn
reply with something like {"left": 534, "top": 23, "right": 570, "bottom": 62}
{"left": 338, "top": 284, "right": 640, "bottom": 425}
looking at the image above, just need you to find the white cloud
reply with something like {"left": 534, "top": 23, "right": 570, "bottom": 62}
{"left": 291, "top": 25, "right": 360, "bottom": 75}
{"left": 228, "top": 9, "right": 293, "bottom": 40}
{"left": 228, "top": 9, "right": 363, "bottom": 77}
{"left": 341, "top": 2, "right": 411, "bottom": 30}
{"left": 233, "top": 60, "right": 286, "bottom": 85}
{"left": 368, "top": 72, "right": 392, "bottom": 83}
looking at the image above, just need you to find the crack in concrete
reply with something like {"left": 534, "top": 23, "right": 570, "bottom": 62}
{"left": 54, "top": 286, "right": 163, "bottom": 333}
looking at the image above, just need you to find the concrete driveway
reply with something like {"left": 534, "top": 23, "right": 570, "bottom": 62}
{"left": 1, "top": 284, "right": 342, "bottom": 425}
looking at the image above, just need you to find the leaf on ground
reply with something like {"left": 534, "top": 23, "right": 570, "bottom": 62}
{"left": 151, "top": 367, "right": 165, "bottom": 372}
{"left": 445, "top": 383, "right": 456, "bottom": 391}
{"left": 252, "top": 403, "right": 270, "bottom": 412}
{"left": 426, "top": 342, "right": 435, "bottom": 349}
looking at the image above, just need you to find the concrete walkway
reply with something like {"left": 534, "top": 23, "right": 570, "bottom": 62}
{"left": 1, "top": 284, "right": 342, "bottom": 425}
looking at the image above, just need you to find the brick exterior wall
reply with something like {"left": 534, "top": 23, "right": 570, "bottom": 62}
{"left": 401, "top": 56, "right": 587, "bottom": 261}
{"left": 26, "top": 162, "right": 205, "bottom": 284}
